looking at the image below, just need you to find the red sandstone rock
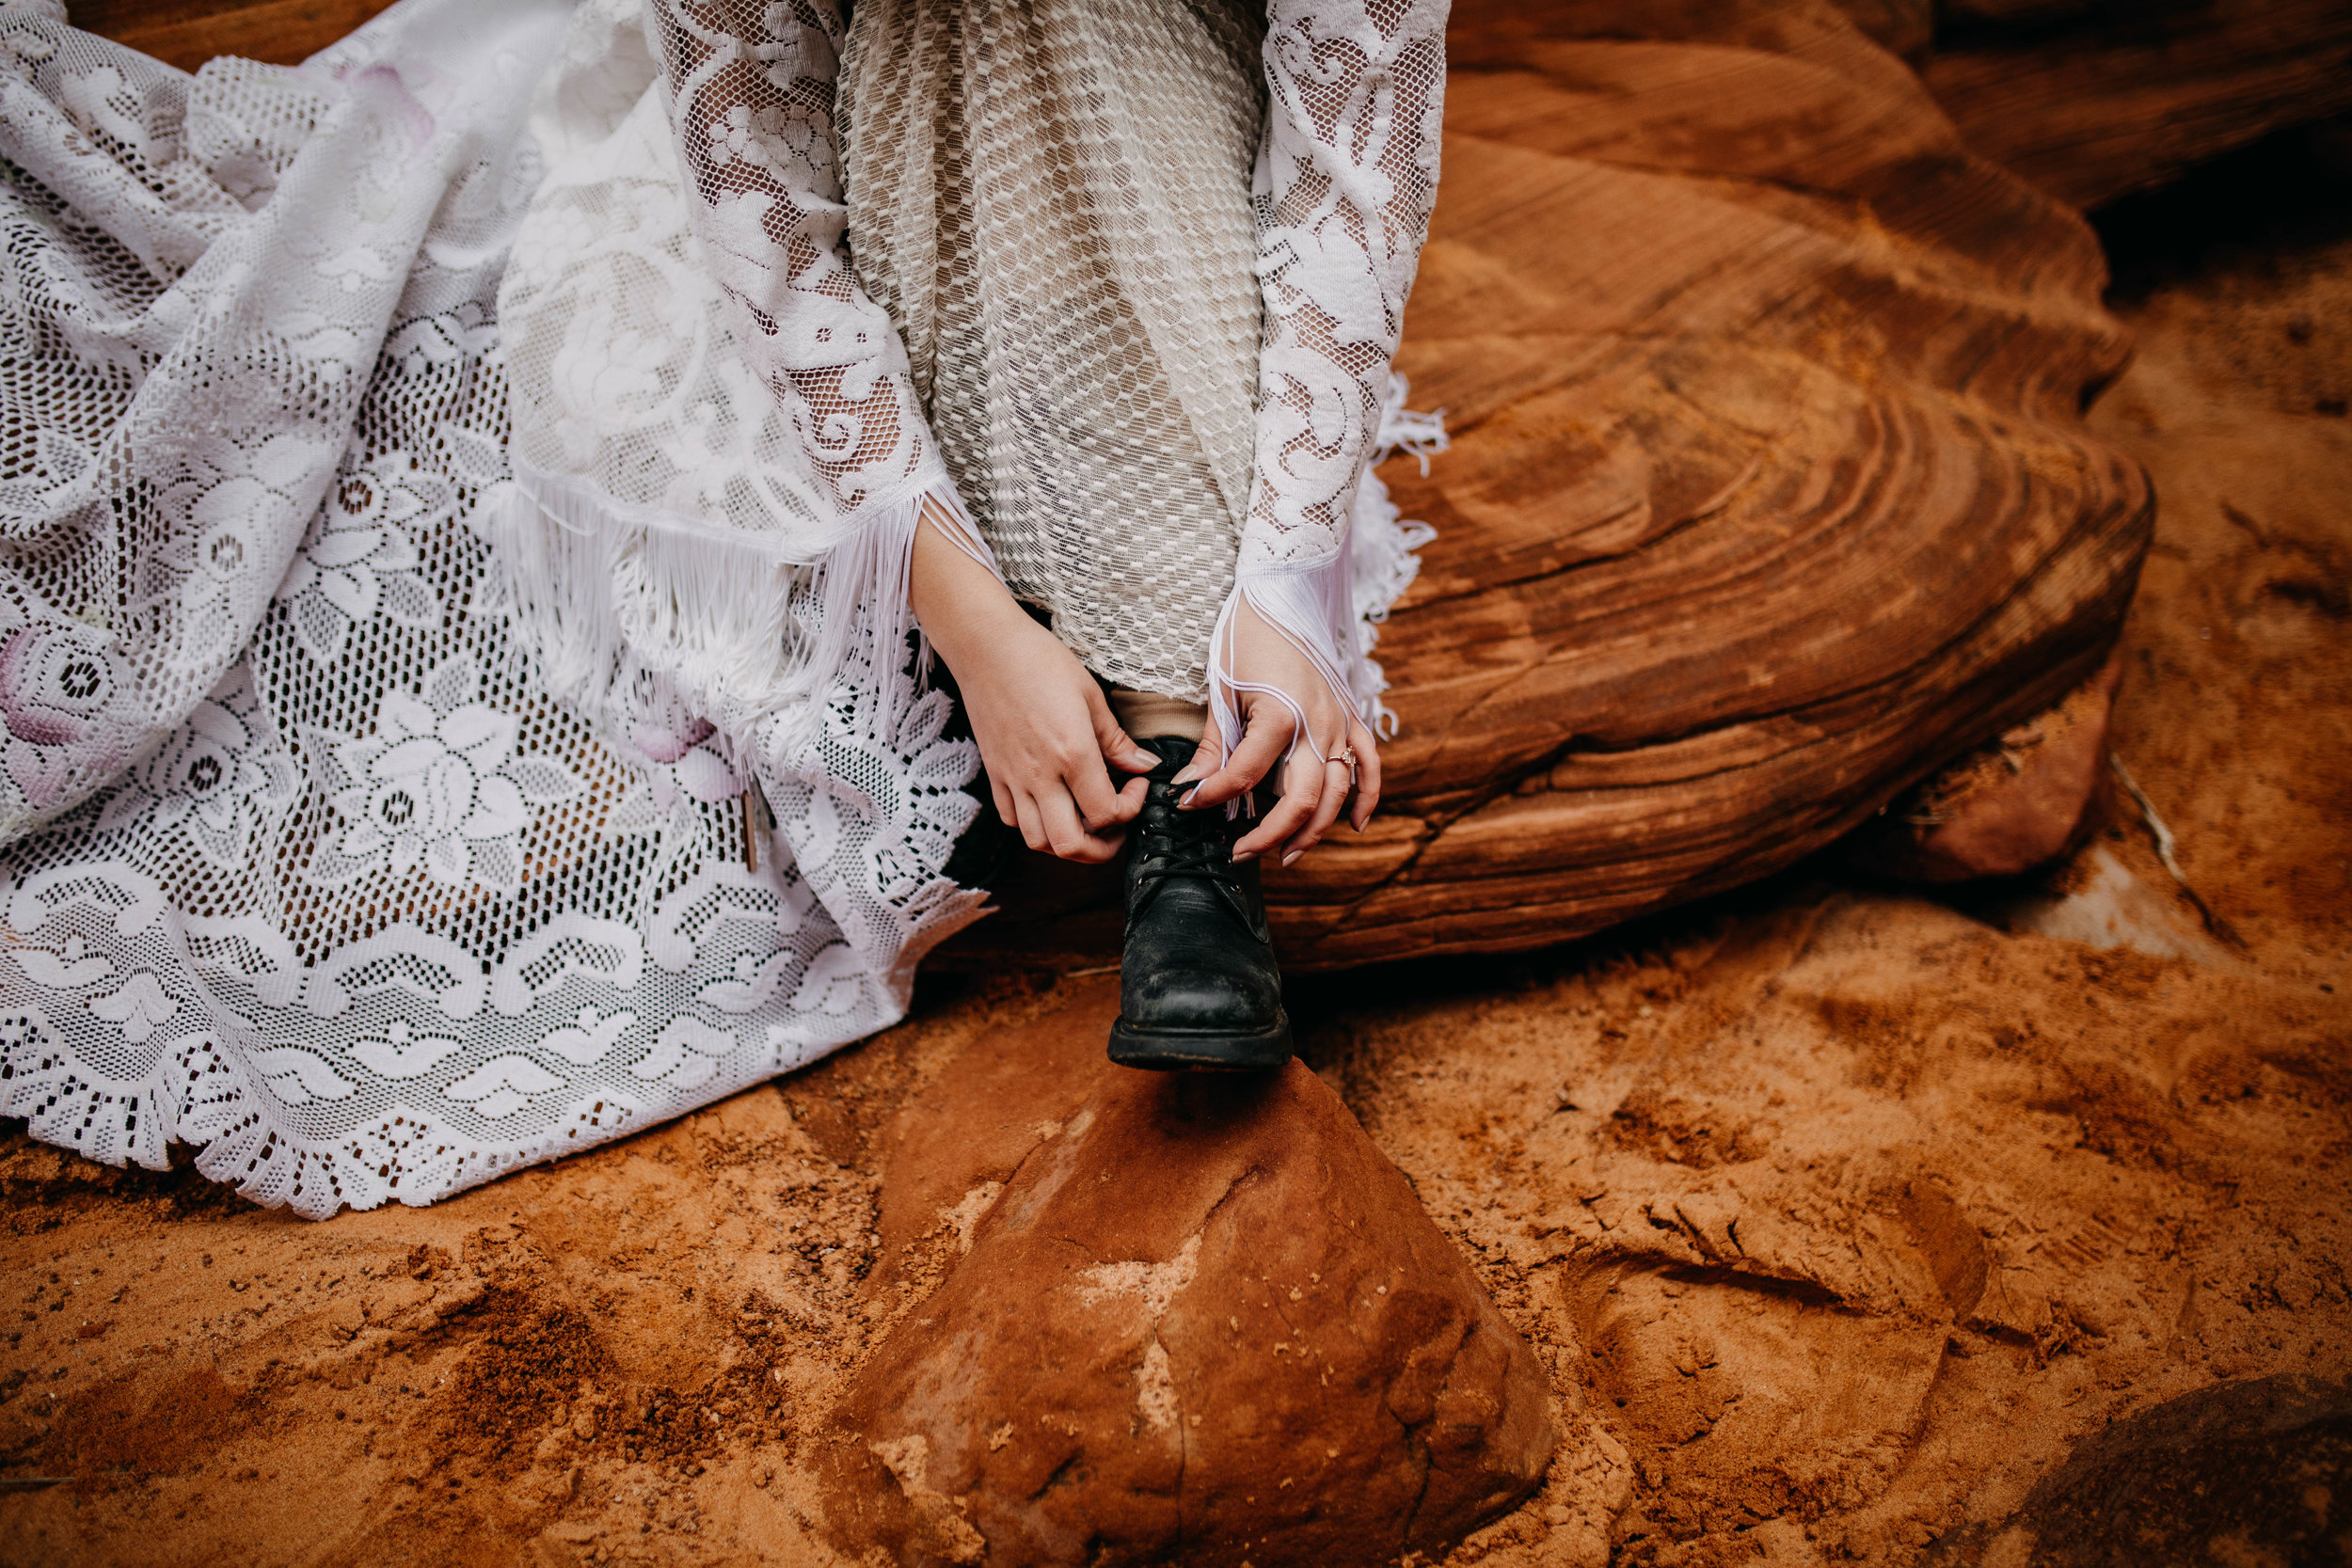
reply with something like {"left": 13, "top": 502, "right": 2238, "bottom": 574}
{"left": 822, "top": 980, "right": 1561, "bottom": 1567}
{"left": 1851, "top": 655, "right": 2122, "bottom": 881}
{"left": 1926, "top": 0, "right": 2352, "bottom": 210}
{"left": 947, "top": 0, "right": 2153, "bottom": 970}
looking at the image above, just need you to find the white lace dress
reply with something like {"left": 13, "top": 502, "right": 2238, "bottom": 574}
{"left": 0, "top": 0, "right": 1445, "bottom": 1215}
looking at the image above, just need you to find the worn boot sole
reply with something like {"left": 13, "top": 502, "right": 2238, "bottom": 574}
{"left": 1106, "top": 1010, "right": 1295, "bottom": 1072}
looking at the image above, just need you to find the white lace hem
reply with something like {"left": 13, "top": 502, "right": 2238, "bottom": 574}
{"left": 0, "top": 0, "right": 1000, "bottom": 1223}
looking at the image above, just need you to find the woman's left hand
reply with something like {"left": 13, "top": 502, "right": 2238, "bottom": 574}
{"left": 1179, "top": 600, "right": 1381, "bottom": 865}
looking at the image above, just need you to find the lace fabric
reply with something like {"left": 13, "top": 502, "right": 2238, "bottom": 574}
{"left": 1212, "top": 0, "right": 1449, "bottom": 756}
{"left": 0, "top": 0, "right": 499, "bottom": 842}
{"left": 505, "top": 0, "right": 1446, "bottom": 737}
{"left": 0, "top": 0, "right": 985, "bottom": 1217}
{"left": 502, "top": 0, "right": 942, "bottom": 540}
{"left": 494, "top": 0, "right": 968, "bottom": 787}
{"left": 1248, "top": 0, "right": 1447, "bottom": 569}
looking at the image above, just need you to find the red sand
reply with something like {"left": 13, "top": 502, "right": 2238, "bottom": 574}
{"left": 3, "top": 216, "right": 2347, "bottom": 1567}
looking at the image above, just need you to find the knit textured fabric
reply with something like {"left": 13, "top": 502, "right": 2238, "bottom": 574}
{"left": 840, "top": 0, "right": 1264, "bottom": 703}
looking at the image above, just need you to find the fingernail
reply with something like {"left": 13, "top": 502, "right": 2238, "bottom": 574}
{"left": 1181, "top": 787, "right": 1200, "bottom": 807}
{"left": 1232, "top": 848, "right": 1255, "bottom": 863}
{"left": 1281, "top": 849, "right": 1302, "bottom": 867}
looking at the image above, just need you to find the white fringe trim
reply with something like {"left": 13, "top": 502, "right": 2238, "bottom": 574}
{"left": 1207, "top": 372, "right": 1445, "bottom": 762}
{"left": 488, "top": 464, "right": 989, "bottom": 778}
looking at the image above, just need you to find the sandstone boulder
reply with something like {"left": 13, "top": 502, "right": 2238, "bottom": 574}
{"left": 950, "top": 0, "right": 2153, "bottom": 969}
{"left": 822, "top": 979, "right": 1562, "bottom": 1567}
{"left": 1848, "top": 654, "right": 2122, "bottom": 881}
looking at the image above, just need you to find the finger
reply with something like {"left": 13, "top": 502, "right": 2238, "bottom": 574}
{"left": 1063, "top": 746, "right": 1134, "bottom": 831}
{"left": 1187, "top": 709, "right": 1296, "bottom": 811}
{"left": 1234, "top": 751, "right": 1323, "bottom": 860}
{"left": 1012, "top": 791, "right": 1049, "bottom": 853}
{"left": 1057, "top": 825, "right": 1123, "bottom": 865}
{"left": 1065, "top": 803, "right": 1128, "bottom": 864}
{"left": 1086, "top": 769, "right": 1147, "bottom": 828}
{"left": 1038, "top": 788, "right": 1107, "bottom": 863}
{"left": 991, "top": 772, "right": 1017, "bottom": 830}
{"left": 1086, "top": 687, "right": 1160, "bottom": 775}
{"left": 1349, "top": 722, "right": 1383, "bottom": 831}
{"left": 1173, "top": 727, "right": 1220, "bottom": 788}
{"left": 1281, "top": 758, "right": 1355, "bottom": 863}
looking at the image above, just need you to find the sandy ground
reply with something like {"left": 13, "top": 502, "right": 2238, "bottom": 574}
{"left": 4, "top": 168, "right": 2348, "bottom": 1566}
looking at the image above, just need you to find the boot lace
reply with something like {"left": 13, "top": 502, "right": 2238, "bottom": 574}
{"left": 1131, "top": 783, "right": 1238, "bottom": 895}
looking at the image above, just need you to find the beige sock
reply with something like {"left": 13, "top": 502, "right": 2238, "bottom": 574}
{"left": 1108, "top": 689, "right": 1207, "bottom": 742}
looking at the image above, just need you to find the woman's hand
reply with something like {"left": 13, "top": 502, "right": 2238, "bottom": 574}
{"left": 1181, "top": 598, "right": 1381, "bottom": 865}
{"left": 910, "top": 503, "right": 1155, "bottom": 863}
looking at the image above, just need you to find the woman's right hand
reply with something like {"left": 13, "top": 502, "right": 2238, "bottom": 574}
{"left": 910, "top": 502, "right": 1156, "bottom": 863}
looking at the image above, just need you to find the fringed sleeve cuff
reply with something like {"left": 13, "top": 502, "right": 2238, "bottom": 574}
{"left": 1206, "top": 373, "right": 1444, "bottom": 760}
{"left": 492, "top": 464, "right": 986, "bottom": 785}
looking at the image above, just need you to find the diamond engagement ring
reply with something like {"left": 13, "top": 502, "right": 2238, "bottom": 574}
{"left": 1330, "top": 747, "right": 1358, "bottom": 768}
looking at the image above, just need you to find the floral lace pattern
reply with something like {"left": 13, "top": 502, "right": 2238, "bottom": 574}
{"left": 1245, "top": 0, "right": 1449, "bottom": 570}
{"left": 0, "top": 621, "right": 134, "bottom": 818}
{"left": 94, "top": 664, "right": 300, "bottom": 871}
{"left": 276, "top": 444, "right": 446, "bottom": 665}
{"left": 302, "top": 656, "right": 584, "bottom": 892}
{"left": 614, "top": 667, "right": 748, "bottom": 817}
{"left": 500, "top": 0, "right": 946, "bottom": 562}
{"left": 1200, "top": 0, "right": 1449, "bottom": 763}
{"left": 652, "top": 0, "right": 939, "bottom": 520}
{"left": 0, "top": 0, "right": 988, "bottom": 1218}
{"left": 0, "top": 3, "right": 458, "bottom": 838}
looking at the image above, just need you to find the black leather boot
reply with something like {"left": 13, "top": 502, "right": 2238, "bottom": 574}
{"left": 1107, "top": 735, "right": 1294, "bottom": 1071}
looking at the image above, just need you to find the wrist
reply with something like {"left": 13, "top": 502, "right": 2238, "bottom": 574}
{"left": 918, "top": 573, "right": 1037, "bottom": 675}
{"left": 911, "top": 512, "right": 1031, "bottom": 672}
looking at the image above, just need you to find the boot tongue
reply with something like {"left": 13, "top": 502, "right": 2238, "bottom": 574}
{"left": 1135, "top": 732, "right": 1200, "bottom": 782}
{"left": 1135, "top": 733, "right": 1207, "bottom": 819}
{"left": 1137, "top": 781, "right": 1228, "bottom": 865}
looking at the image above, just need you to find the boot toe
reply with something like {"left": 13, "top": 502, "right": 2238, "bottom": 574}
{"left": 1111, "top": 960, "right": 1291, "bottom": 1069}
{"left": 1124, "top": 962, "right": 1280, "bottom": 1035}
